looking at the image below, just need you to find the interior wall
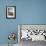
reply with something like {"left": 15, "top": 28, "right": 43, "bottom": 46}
{"left": 0, "top": 0, "right": 46, "bottom": 44}
{"left": 0, "top": 0, "right": 18, "bottom": 44}
{"left": 16, "top": 0, "right": 46, "bottom": 24}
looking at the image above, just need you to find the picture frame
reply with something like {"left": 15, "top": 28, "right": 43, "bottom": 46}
{"left": 6, "top": 6, "right": 16, "bottom": 19}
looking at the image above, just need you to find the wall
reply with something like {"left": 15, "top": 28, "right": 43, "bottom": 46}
{"left": 17, "top": 0, "right": 46, "bottom": 24}
{"left": 0, "top": 0, "right": 46, "bottom": 44}
{"left": 0, "top": 0, "right": 17, "bottom": 44}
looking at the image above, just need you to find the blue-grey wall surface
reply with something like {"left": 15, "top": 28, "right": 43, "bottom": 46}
{"left": 0, "top": 0, "right": 46, "bottom": 44}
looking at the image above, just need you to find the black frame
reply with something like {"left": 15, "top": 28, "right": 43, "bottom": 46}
{"left": 6, "top": 6, "right": 16, "bottom": 19}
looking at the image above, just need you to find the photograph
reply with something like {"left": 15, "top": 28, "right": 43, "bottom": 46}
{"left": 6, "top": 6, "right": 16, "bottom": 19}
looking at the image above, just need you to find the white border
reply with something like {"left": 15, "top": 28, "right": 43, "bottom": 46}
{"left": 18, "top": 25, "right": 20, "bottom": 43}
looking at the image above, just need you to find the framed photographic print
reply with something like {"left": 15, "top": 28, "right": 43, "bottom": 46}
{"left": 6, "top": 6, "right": 16, "bottom": 19}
